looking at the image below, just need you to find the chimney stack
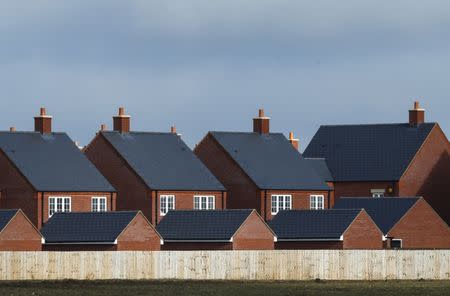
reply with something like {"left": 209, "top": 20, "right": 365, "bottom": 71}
{"left": 409, "top": 101, "right": 425, "bottom": 127}
{"left": 9, "top": 127, "right": 16, "bottom": 132}
{"left": 170, "top": 125, "right": 177, "bottom": 134}
{"left": 253, "top": 108, "right": 270, "bottom": 134}
{"left": 34, "top": 107, "right": 52, "bottom": 134}
{"left": 113, "top": 107, "right": 130, "bottom": 133}
{"left": 288, "top": 132, "right": 299, "bottom": 150}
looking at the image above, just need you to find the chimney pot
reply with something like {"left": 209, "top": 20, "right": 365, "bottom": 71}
{"left": 288, "top": 131, "right": 300, "bottom": 150}
{"left": 414, "top": 101, "right": 420, "bottom": 110}
{"left": 118, "top": 107, "right": 125, "bottom": 116}
{"left": 34, "top": 107, "right": 52, "bottom": 134}
{"left": 170, "top": 125, "right": 177, "bottom": 134}
{"left": 253, "top": 108, "right": 270, "bottom": 134}
{"left": 40, "top": 108, "right": 46, "bottom": 116}
{"left": 258, "top": 109, "right": 265, "bottom": 117}
{"left": 409, "top": 101, "right": 425, "bottom": 126}
{"left": 9, "top": 127, "right": 16, "bottom": 132}
{"left": 100, "top": 124, "right": 107, "bottom": 131}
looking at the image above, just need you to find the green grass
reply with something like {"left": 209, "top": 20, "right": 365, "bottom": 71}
{"left": 0, "top": 280, "right": 449, "bottom": 296}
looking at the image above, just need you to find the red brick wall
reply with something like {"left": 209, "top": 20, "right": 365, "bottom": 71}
{"left": 194, "top": 133, "right": 259, "bottom": 210}
{"left": 275, "top": 241, "right": 343, "bottom": 249}
{"left": 85, "top": 134, "right": 152, "bottom": 220}
{"left": 232, "top": 211, "right": 274, "bottom": 250}
{"left": 387, "top": 199, "right": 450, "bottom": 249}
{"left": 343, "top": 210, "right": 383, "bottom": 249}
{"left": 262, "top": 190, "right": 330, "bottom": 221}
{"left": 161, "top": 242, "right": 232, "bottom": 251}
{"left": 117, "top": 213, "right": 161, "bottom": 251}
{"left": 156, "top": 191, "right": 225, "bottom": 224}
{"left": 399, "top": 124, "right": 450, "bottom": 225}
{"left": 0, "top": 211, "right": 42, "bottom": 251}
{"left": 333, "top": 181, "right": 398, "bottom": 203}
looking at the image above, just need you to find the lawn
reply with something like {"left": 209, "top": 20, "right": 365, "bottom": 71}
{"left": 0, "top": 280, "right": 448, "bottom": 296}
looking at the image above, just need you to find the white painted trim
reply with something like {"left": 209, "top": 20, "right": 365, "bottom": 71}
{"left": 91, "top": 196, "right": 107, "bottom": 212}
{"left": 391, "top": 238, "right": 403, "bottom": 249}
{"left": 277, "top": 238, "right": 342, "bottom": 242}
{"left": 193, "top": 195, "right": 215, "bottom": 210}
{"left": 113, "top": 239, "right": 118, "bottom": 245}
{"left": 41, "top": 238, "right": 46, "bottom": 244}
{"left": 160, "top": 194, "right": 175, "bottom": 216}
{"left": 44, "top": 242, "right": 115, "bottom": 245}
{"left": 160, "top": 239, "right": 164, "bottom": 245}
{"left": 163, "top": 240, "right": 230, "bottom": 243}
{"left": 310, "top": 194, "right": 325, "bottom": 210}
{"left": 274, "top": 237, "right": 278, "bottom": 242}
{"left": 48, "top": 196, "right": 71, "bottom": 217}
{"left": 271, "top": 194, "right": 292, "bottom": 215}
{"left": 339, "top": 235, "right": 344, "bottom": 241}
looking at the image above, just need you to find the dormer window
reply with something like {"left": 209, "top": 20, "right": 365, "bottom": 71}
{"left": 371, "top": 189, "right": 385, "bottom": 198}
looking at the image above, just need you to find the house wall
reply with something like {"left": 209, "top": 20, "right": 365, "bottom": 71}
{"left": 0, "top": 211, "right": 42, "bottom": 251}
{"left": 117, "top": 213, "right": 161, "bottom": 251}
{"left": 333, "top": 181, "right": 399, "bottom": 202}
{"left": 399, "top": 124, "right": 450, "bottom": 225}
{"left": 155, "top": 191, "right": 225, "bottom": 224}
{"left": 387, "top": 199, "right": 450, "bottom": 249}
{"left": 0, "top": 150, "right": 38, "bottom": 227}
{"left": 84, "top": 134, "right": 152, "bottom": 220}
{"left": 161, "top": 242, "right": 232, "bottom": 251}
{"left": 262, "top": 190, "right": 331, "bottom": 221}
{"left": 342, "top": 211, "right": 383, "bottom": 249}
{"left": 275, "top": 241, "right": 343, "bottom": 250}
{"left": 232, "top": 211, "right": 274, "bottom": 250}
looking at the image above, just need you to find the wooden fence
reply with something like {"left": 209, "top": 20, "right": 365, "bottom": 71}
{"left": 0, "top": 250, "right": 449, "bottom": 280}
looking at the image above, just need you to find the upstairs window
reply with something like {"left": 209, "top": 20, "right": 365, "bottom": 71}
{"left": 160, "top": 195, "right": 175, "bottom": 215}
{"left": 271, "top": 195, "right": 292, "bottom": 215}
{"left": 310, "top": 195, "right": 324, "bottom": 210}
{"left": 194, "top": 195, "right": 215, "bottom": 210}
{"left": 371, "top": 189, "right": 385, "bottom": 198}
{"left": 49, "top": 197, "right": 71, "bottom": 217}
{"left": 92, "top": 197, "right": 107, "bottom": 212}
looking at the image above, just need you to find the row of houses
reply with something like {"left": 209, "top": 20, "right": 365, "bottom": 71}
{"left": 0, "top": 103, "right": 449, "bottom": 251}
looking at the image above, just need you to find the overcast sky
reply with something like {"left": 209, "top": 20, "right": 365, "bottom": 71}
{"left": 1, "top": 1, "right": 450, "bottom": 149}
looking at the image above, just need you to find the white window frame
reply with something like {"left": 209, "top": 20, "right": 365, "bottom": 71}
{"left": 371, "top": 189, "right": 385, "bottom": 198}
{"left": 310, "top": 195, "right": 325, "bottom": 210}
{"left": 160, "top": 194, "right": 175, "bottom": 216}
{"left": 91, "top": 196, "right": 107, "bottom": 212}
{"left": 194, "top": 195, "right": 215, "bottom": 210}
{"left": 48, "top": 196, "right": 71, "bottom": 217}
{"left": 271, "top": 194, "right": 292, "bottom": 215}
{"left": 391, "top": 239, "right": 402, "bottom": 249}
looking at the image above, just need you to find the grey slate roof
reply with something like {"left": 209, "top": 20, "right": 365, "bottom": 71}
{"left": 268, "top": 209, "right": 362, "bottom": 240}
{"left": 303, "top": 123, "right": 436, "bottom": 181}
{"left": 101, "top": 131, "right": 225, "bottom": 191}
{"left": 0, "top": 132, "right": 115, "bottom": 192}
{"left": 41, "top": 211, "right": 140, "bottom": 243}
{"left": 334, "top": 197, "right": 420, "bottom": 234}
{"left": 156, "top": 210, "right": 254, "bottom": 241}
{"left": 302, "top": 158, "right": 334, "bottom": 182}
{"left": 0, "top": 210, "right": 18, "bottom": 232}
{"left": 209, "top": 132, "right": 330, "bottom": 190}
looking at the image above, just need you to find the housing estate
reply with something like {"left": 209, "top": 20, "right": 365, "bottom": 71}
{"left": 0, "top": 108, "right": 116, "bottom": 229}
{"left": 303, "top": 102, "right": 450, "bottom": 224}
{"left": 0, "top": 209, "right": 42, "bottom": 251}
{"left": 84, "top": 108, "right": 226, "bottom": 225}
{"left": 334, "top": 197, "right": 450, "bottom": 249}
{"left": 194, "top": 109, "right": 332, "bottom": 221}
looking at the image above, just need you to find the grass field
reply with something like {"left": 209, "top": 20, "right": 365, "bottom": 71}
{"left": 0, "top": 280, "right": 449, "bottom": 296}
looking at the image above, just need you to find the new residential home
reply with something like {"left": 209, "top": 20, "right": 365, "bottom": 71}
{"left": 41, "top": 211, "right": 162, "bottom": 251}
{"left": 0, "top": 209, "right": 42, "bottom": 251}
{"left": 156, "top": 209, "right": 276, "bottom": 250}
{"left": 334, "top": 197, "right": 450, "bottom": 249}
{"left": 0, "top": 108, "right": 116, "bottom": 229}
{"left": 303, "top": 102, "right": 450, "bottom": 224}
{"left": 269, "top": 209, "right": 383, "bottom": 249}
{"left": 84, "top": 108, "right": 226, "bottom": 225}
{"left": 194, "top": 109, "right": 332, "bottom": 221}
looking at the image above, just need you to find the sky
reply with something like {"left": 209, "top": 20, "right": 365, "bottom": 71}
{"left": 1, "top": 1, "right": 450, "bottom": 149}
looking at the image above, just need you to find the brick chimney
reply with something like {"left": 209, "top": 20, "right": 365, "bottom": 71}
{"left": 253, "top": 109, "right": 270, "bottom": 134}
{"left": 288, "top": 132, "right": 299, "bottom": 150}
{"left": 34, "top": 107, "right": 52, "bottom": 134}
{"left": 9, "top": 127, "right": 16, "bottom": 132}
{"left": 170, "top": 125, "right": 177, "bottom": 134}
{"left": 409, "top": 101, "right": 425, "bottom": 126}
{"left": 113, "top": 107, "right": 130, "bottom": 133}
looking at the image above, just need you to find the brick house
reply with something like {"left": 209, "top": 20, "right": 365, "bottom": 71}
{"left": 41, "top": 211, "right": 162, "bottom": 251}
{"left": 269, "top": 209, "right": 383, "bottom": 249}
{"left": 334, "top": 197, "right": 450, "bottom": 249}
{"left": 0, "top": 108, "right": 116, "bottom": 229}
{"left": 156, "top": 209, "right": 276, "bottom": 250}
{"left": 194, "top": 109, "right": 332, "bottom": 221}
{"left": 84, "top": 108, "right": 226, "bottom": 225}
{"left": 0, "top": 209, "right": 42, "bottom": 251}
{"left": 303, "top": 102, "right": 450, "bottom": 224}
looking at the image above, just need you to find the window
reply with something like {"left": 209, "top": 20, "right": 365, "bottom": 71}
{"left": 391, "top": 239, "right": 402, "bottom": 249}
{"left": 49, "top": 197, "right": 71, "bottom": 217}
{"left": 160, "top": 195, "right": 175, "bottom": 215}
{"left": 271, "top": 195, "right": 292, "bottom": 215}
{"left": 371, "top": 189, "right": 385, "bottom": 198}
{"left": 92, "top": 197, "right": 107, "bottom": 212}
{"left": 310, "top": 195, "right": 325, "bottom": 210}
{"left": 194, "top": 195, "right": 215, "bottom": 210}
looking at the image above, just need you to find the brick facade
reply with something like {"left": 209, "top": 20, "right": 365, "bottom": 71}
{"left": 0, "top": 210, "right": 42, "bottom": 251}
{"left": 342, "top": 210, "right": 383, "bottom": 249}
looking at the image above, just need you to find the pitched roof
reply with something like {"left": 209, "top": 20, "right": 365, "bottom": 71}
{"left": 0, "top": 132, "right": 115, "bottom": 192}
{"left": 209, "top": 132, "right": 330, "bottom": 190}
{"left": 100, "top": 131, "right": 225, "bottom": 191}
{"left": 333, "top": 197, "right": 420, "bottom": 234}
{"left": 41, "top": 211, "right": 139, "bottom": 243}
{"left": 268, "top": 209, "right": 362, "bottom": 240}
{"left": 0, "top": 209, "right": 18, "bottom": 232}
{"left": 156, "top": 209, "right": 254, "bottom": 241}
{"left": 302, "top": 158, "right": 333, "bottom": 182}
{"left": 303, "top": 123, "right": 436, "bottom": 181}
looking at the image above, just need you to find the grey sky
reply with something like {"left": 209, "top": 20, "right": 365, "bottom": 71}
{"left": 1, "top": 1, "right": 450, "bottom": 149}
